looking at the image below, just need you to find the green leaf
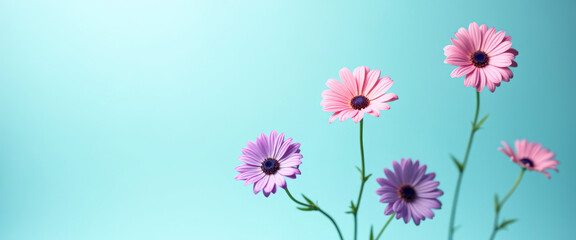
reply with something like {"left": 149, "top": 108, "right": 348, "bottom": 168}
{"left": 302, "top": 194, "right": 315, "bottom": 206}
{"left": 451, "top": 154, "right": 463, "bottom": 172}
{"left": 347, "top": 201, "right": 356, "bottom": 214}
{"left": 474, "top": 114, "right": 489, "bottom": 131}
{"left": 369, "top": 225, "right": 374, "bottom": 240}
{"left": 356, "top": 166, "right": 362, "bottom": 174}
{"left": 497, "top": 219, "right": 517, "bottom": 230}
{"left": 296, "top": 206, "right": 314, "bottom": 211}
{"left": 365, "top": 173, "right": 373, "bottom": 181}
{"left": 494, "top": 194, "right": 500, "bottom": 212}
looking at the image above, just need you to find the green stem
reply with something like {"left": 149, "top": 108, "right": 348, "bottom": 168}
{"left": 353, "top": 119, "right": 367, "bottom": 240}
{"left": 448, "top": 92, "right": 480, "bottom": 240}
{"left": 318, "top": 209, "right": 344, "bottom": 240}
{"left": 374, "top": 213, "right": 395, "bottom": 240}
{"left": 284, "top": 188, "right": 344, "bottom": 240}
{"left": 489, "top": 168, "right": 525, "bottom": 240}
{"left": 285, "top": 188, "right": 307, "bottom": 206}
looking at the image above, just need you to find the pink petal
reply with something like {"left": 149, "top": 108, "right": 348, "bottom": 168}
{"left": 489, "top": 54, "right": 514, "bottom": 67}
{"left": 483, "top": 29, "right": 505, "bottom": 53}
{"left": 464, "top": 69, "right": 479, "bottom": 88}
{"left": 445, "top": 54, "right": 471, "bottom": 66}
{"left": 367, "top": 77, "right": 393, "bottom": 99}
{"left": 468, "top": 22, "right": 481, "bottom": 50}
{"left": 450, "top": 65, "right": 475, "bottom": 78}
{"left": 373, "top": 93, "right": 398, "bottom": 103}
{"left": 489, "top": 41, "right": 512, "bottom": 56}
{"left": 329, "top": 112, "right": 341, "bottom": 123}
{"left": 339, "top": 67, "right": 358, "bottom": 96}
{"left": 455, "top": 27, "right": 474, "bottom": 53}
{"left": 363, "top": 69, "right": 381, "bottom": 96}
{"left": 354, "top": 66, "right": 369, "bottom": 94}
{"left": 444, "top": 45, "right": 465, "bottom": 57}
{"left": 326, "top": 78, "right": 354, "bottom": 99}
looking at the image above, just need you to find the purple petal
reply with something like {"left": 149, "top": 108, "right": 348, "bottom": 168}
{"left": 384, "top": 168, "right": 401, "bottom": 186}
{"left": 253, "top": 175, "right": 269, "bottom": 194}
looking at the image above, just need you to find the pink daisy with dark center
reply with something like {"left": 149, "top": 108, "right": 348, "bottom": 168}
{"left": 235, "top": 130, "right": 302, "bottom": 197}
{"left": 499, "top": 139, "right": 559, "bottom": 179}
{"left": 321, "top": 66, "right": 398, "bottom": 123}
{"left": 375, "top": 158, "right": 443, "bottom": 225}
{"left": 444, "top": 22, "right": 519, "bottom": 92}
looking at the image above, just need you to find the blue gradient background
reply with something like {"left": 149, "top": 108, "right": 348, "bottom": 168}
{"left": 1, "top": 0, "right": 574, "bottom": 239}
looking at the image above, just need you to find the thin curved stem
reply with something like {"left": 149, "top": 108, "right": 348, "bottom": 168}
{"left": 284, "top": 188, "right": 344, "bottom": 240}
{"left": 448, "top": 92, "right": 480, "bottom": 240}
{"left": 353, "top": 119, "right": 367, "bottom": 240}
{"left": 285, "top": 188, "right": 307, "bottom": 206}
{"left": 374, "top": 213, "right": 395, "bottom": 240}
{"left": 499, "top": 168, "right": 525, "bottom": 207}
{"left": 489, "top": 168, "right": 525, "bottom": 240}
{"left": 318, "top": 208, "right": 345, "bottom": 240}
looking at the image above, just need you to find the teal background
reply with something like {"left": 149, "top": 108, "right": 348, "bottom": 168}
{"left": 1, "top": 0, "right": 574, "bottom": 239}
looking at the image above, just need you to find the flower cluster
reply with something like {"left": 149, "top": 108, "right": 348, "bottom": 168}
{"left": 234, "top": 21, "right": 559, "bottom": 240}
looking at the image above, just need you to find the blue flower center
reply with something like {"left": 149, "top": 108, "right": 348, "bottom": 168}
{"left": 520, "top": 158, "right": 534, "bottom": 168}
{"left": 350, "top": 96, "right": 370, "bottom": 110}
{"left": 398, "top": 184, "right": 416, "bottom": 202}
{"left": 471, "top": 51, "right": 489, "bottom": 68}
{"left": 261, "top": 158, "right": 280, "bottom": 175}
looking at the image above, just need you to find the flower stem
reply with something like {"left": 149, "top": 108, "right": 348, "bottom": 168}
{"left": 284, "top": 188, "right": 344, "bottom": 240}
{"left": 489, "top": 168, "right": 525, "bottom": 240}
{"left": 285, "top": 188, "right": 307, "bottom": 206}
{"left": 374, "top": 213, "right": 395, "bottom": 240}
{"left": 448, "top": 91, "right": 481, "bottom": 240}
{"left": 353, "top": 119, "right": 368, "bottom": 240}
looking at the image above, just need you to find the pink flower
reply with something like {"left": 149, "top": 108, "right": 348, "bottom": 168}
{"left": 499, "top": 139, "right": 559, "bottom": 179}
{"left": 321, "top": 66, "right": 398, "bottom": 123}
{"left": 444, "top": 22, "right": 518, "bottom": 92}
{"left": 235, "top": 130, "right": 302, "bottom": 197}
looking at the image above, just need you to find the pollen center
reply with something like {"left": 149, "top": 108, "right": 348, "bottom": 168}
{"left": 398, "top": 184, "right": 417, "bottom": 202}
{"left": 261, "top": 158, "right": 280, "bottom": 175}
{"left": 471, "top": 51, "right": 489, "bottom": 68}
{"left": 520, "top": 158, "right": 534, "bottom": 168}
{"left": 350, "top": 96, "right": 370, "bottom": 110}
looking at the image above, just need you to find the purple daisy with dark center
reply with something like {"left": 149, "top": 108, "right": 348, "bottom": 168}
{"left": 235, "top": 130, "right": 302, "bottom": 197}
{"left": 375, "top": 158, "right": 443, "bottom": 225}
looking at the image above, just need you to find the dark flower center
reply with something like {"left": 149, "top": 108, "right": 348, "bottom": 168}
{"left": 350, "top": 96, "right": 370, "bottom": 110}
{"left": 261, "top": 158, "right": 280, "bottom": 175}
{"left": 471, "top": 51, "right": 489, "bottom": 68}
{"left": 520, "top": 158, "right": 534, "bottom": 168}
{"left": 398, "top": 184, "right": 417, "bottom": 202}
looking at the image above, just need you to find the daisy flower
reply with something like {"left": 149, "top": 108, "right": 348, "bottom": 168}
{"left": 444, "top": 22, "right": 518, "bottom": 92}
{"left": 321, "top": 66, "right": 398, "bottom": 123}
{"left": 499, "top": 139, "right": 559, "bottom": 179}
{"left": 235, "top": 130, "right": 302, "bottom": 197}
{"left": 375, "top": 158, "right": 443, "bottom": 225}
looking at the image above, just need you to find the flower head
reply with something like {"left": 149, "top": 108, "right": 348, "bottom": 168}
{"left": 444, "top": 22, "right": 518, "bottom": 92}
{"left": 235, "top": 130, "right": 302, "bottom": 197}
{"left": 375, "top": 158, "right": 443, "bottom": 225}
{"left": 321, "top": 66, "right": 398, "bottom": 123}
{"left": 499, "top": 139, "right": 559, "bottom": 178}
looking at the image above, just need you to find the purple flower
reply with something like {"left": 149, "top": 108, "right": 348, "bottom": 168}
{"left": 375, "top": 158, "right": 443, "bottom": 225}
{"left": 235, "top": 130, "right": 302, "bottom": 197}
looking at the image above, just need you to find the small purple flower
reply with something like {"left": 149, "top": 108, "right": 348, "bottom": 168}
{"left": 375, "top": 158, "right": 443, "bottom": 225}
{"left": 235, "top": 130, "right": 302, "bottom": 197}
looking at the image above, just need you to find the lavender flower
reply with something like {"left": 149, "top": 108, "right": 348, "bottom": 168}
{"left": 235, "top": 130, "right": 302, "bottom": 197}
{"left": 375, "top": 158, "right": 443, "bottom": 225}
